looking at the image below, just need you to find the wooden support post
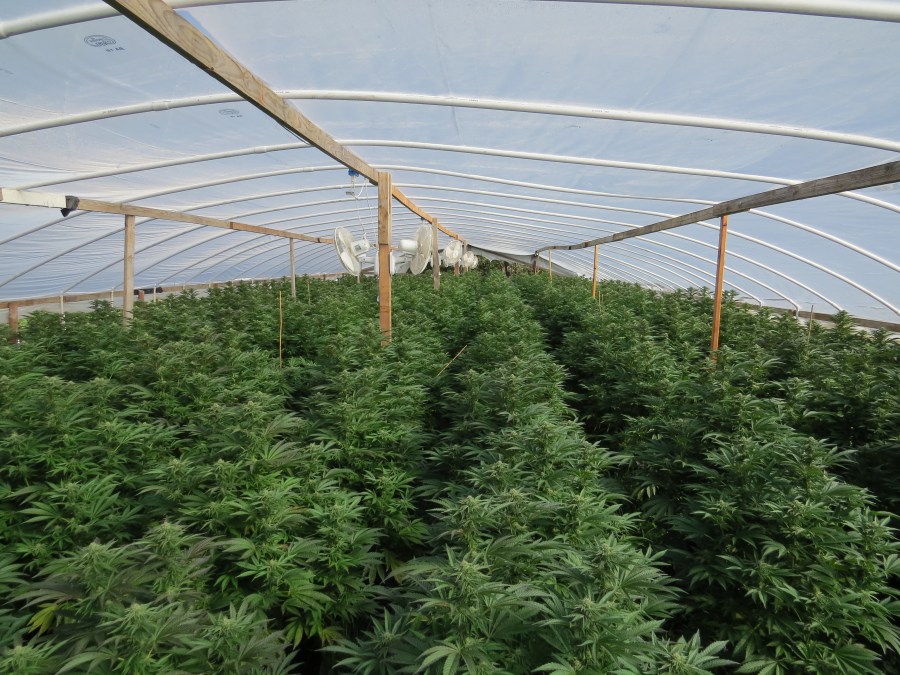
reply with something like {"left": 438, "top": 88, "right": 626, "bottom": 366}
{"left": 377, "top": 171, "right": 392, "bottom": 342}
{"left": 710, "top": 215, "right": 729, "bottom": 359}
{"left": 138, "top": 289, "right": 145, "bottom": 302}
{"left": 7, "top": 302, "right": 19, "bottom": 341}
{"left": 548, "top": 250, "right": 553, "bottom": 280}
{"left": 592, "top": 245, "right": 599, "bottom": 298}
{"left": 289, "top": 238, "right": 297, "bottom": 299}
{"left": 432, "top": 219, "right": 440, "bottom": 291}
{"left": 123, "top": 214, "right": 135, "bottom": 326}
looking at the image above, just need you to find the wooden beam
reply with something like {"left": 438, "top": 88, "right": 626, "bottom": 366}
{"left": 432, "top": 219, "right": 440, "bottom": 290}
{"left": 289, "top": 238, "right": 296, "bottom": 299}
{"left": 123, "top": 214, "right": 135, "bottom": 325}
{"left": 107, "top": 0, "right": 459, "bottom": 233}
{"left": 535, "top": 160, "right": 900, "bottom": 253}
{"left": 7, "top": 302, "right": 19, "bottom": 340}
{"left": 378, "top": 171, "right": 392, "bottom": 341}
{"left": 592, "top": 244, "right": 598, "bottom": 298}
{"left": 104, "top": 0, "right": 378, "bottom": 182}
{"left": 548, "top": 250, "right": 553, "bottom": 280}
{"left": 0, "top": 188, "right": 331, "bottom": 243}
{"left": 710, "top": 215, "right": 729, "bottom": 359}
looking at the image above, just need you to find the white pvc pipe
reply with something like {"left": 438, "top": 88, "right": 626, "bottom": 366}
{"left": 0, "top": 1, "right": 288, "bottom": 39}
{"left": 530, "top": 0, "right": 900, "bottom": 23}
{"left": 6, "top": 89, "right": 900, "bottom": 156}
{"left": 16, "top": 140, "right": 900, "bottom": 218}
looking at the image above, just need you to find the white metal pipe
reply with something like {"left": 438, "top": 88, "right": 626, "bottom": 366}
{"left": 0, "top": 1, "right": 288, "bottom": 40}
{"left": 6, "top": 89, "right": 900, "bottom": 155}
{"left": 530, "top": 1, "right": 900, "bottom": 23}
{"left": 15, "top": 139, "right": 900, "bottom": 217}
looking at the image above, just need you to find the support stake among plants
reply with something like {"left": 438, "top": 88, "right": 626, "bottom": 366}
{"left": 289, "top": 239, "right": 296, "bottom": 299}
{"left": 278, "top": 290, "right": 283, "bottom": 368}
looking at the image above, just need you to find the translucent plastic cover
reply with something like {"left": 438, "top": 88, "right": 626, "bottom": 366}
{"left": 0, "top": 1, "right": 897, "bottom": 322}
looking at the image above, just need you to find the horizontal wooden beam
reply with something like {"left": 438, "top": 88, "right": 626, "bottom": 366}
{"left": 0, "top": 188, "right": 331, "bottom": 243}
{"left": 535, "top": 160, "right": 900, "bottom": 253}
{"left": 104, "top": 0, "right": 378, "bottom": 183}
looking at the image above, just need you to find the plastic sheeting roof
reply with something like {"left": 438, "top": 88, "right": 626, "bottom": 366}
{"left": 1, "top": 0, "right": 898, "bottom": 322}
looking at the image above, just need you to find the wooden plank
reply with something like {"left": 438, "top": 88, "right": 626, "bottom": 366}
{"left": 104, "top": 0, "right": 379, "bottom": 182}
{"left": 1, "top": 188, "right": 331, "bottom": 243}
{"left": 710, "top": 215, "right": 728, "bottom": 358}
{"left": 289, "top": 238, "right": 296, "bottom": 299}
{"left": 432, "top": 219, "right": 440, "bottom": 290}
{"left": 7, "top": 302, "right": 18, "bottom": 338}
{"left": 378, "top": 171, "right": 392, "bottom": 340}
{"left": 535, "top": 160, "right": 900, "bottom": 253}
{"left": 77, "top": 197, "right": 331, "bottom": 242}
{"left": 592, "top": 245, "right": 598, "bottom": 298}
{"left": 0, "top": 188, "right": 66, "bottom": 209}
{"left": 123, "top": 214, "right": 135, "bottom": 326}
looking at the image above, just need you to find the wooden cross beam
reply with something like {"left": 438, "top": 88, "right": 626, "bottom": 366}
{"left": 535, "top": 160, "right": 900, "bottom": 253}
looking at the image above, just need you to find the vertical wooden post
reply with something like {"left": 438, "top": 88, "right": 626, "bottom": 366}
{"left": 123, "top": 214, "right": 135, "bottom": 326}
{"left": 432, "top": 219, "right": 440, "bottom": 291}
{"left": 138, "top": 289, "right": 145, "bottom": 302}
{"left": 377, "top": 171, "right": 392, "bottom": 341}
{"left": 289, "top": 238, "right": 297, "bottom": 299}
{"left": 548, "top": 250, "right": 553, "bottom": 280}
{"left": 710, "top": 214, "right": 729, "bottom": 359}
{"left": 454, "top": 238, "right": 460, "bottom": 276}
{"left": 278, "top": 290, "right": 283, "bottom": 368}
{"left": 592, "top": 245, "right": 599, "bottom": 298}
{"left": 7, "top": 303, "right": 19, "bottom": 341}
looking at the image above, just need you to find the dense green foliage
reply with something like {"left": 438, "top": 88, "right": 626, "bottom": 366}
{"left": 0, "top": 273, "right": 897, "bottom": 673}
{"left": 514, "top": 275, "right": 900, "bottom": 674}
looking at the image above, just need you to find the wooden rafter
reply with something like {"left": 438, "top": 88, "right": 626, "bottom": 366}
{"left": 536, "top": 160, "right": 900, "bottom": 253}
{"left": 103, "top": 0, "right": 446, "bottom": 237}
{"left": 0, "top": 188, "right": 331, "bottom": 243}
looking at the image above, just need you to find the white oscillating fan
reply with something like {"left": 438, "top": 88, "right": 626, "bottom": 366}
{"left": 333, "top": 227, "right": 371, "bottom": 275}
{"left": 374, "top": 250, "right": 406, "bottom": 275}
{"left": 408, "top": 224, "right": 434, "bottom": 275}
{"left": 442, "top": 239, "right": 463, "bottom": 266}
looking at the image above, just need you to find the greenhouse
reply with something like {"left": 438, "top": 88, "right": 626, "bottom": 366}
{"left": 1, "top": 1, "right": 899, "bottom": 673}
